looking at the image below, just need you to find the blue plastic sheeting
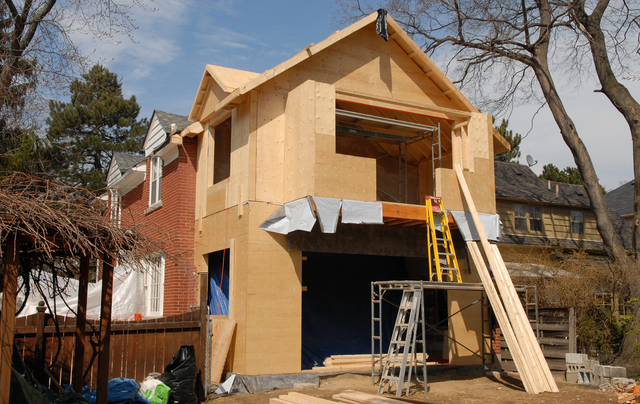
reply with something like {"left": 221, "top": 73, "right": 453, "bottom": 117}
{"left": 301, "top": 252, "right": 407, "bottom": 369}
{"left": 208, "top": 250, "right": 230, "bottom": 315}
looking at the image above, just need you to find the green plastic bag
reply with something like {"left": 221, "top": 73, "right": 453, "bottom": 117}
{"left": 140, "top": 377, "right": 170, "bottom": 404}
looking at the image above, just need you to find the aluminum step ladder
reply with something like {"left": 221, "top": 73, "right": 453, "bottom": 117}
{"left": 378, "top": 287, "right": 425, "bottom": 397}
{"left": 426, "top": 196, "right": 462, "bottom": 283}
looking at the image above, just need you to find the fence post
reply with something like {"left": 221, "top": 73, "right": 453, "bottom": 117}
{"left": 569, "top": 307, "right": 576, "bottom": 353}
{"left": 34, "top": 301, "right": 47, "bottom": 383}
{"left": 0, "top": 231, "right": 20, "bottom": 404}
{"left": 96, "top": 253, "right": 114, "bottom": 404}
{"left": 73, "top": 255, "right": 90, "bottom": 392}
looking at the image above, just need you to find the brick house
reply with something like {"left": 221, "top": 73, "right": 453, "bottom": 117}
{"left": 107, "top": 110, "right": 199, "bottom": 317}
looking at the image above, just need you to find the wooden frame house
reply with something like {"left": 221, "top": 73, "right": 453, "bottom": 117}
{"left": 179, "top": 12, "right": 511, "bottom": 375}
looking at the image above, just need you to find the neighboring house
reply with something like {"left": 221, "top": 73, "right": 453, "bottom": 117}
{"left": 175, "top": 11, "right": 513, "bottom": 375}
{"left": 604, "top": 180, "right": 634, "bottom": 223}
{"left": 494, "top": 161, "right": 632, "bottom": 257}
{"left": 107, "top": 110, "right": 198, "bottom": 317}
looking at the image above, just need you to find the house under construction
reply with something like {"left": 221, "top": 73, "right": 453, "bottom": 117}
{"left": 162, "top": 11, "right": 555, "bottom": 394}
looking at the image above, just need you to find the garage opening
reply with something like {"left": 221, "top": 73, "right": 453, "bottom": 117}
{"left": 300, "top": 252, "right": 448, "bottom": 369}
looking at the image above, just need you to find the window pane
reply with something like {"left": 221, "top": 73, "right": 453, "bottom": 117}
{"left": 529, "top": 206, "right": 542, "bottom": 232}
{"left": 571, "top": 210, "right": 583, "bottom": 235}
{"left": 514, "top": 204, "right": 526, "bottom": 217}
{"left": 515, "top": 217, "right": 527, "bottom": 231}
{"left": 150, "top": 181, "right": 157, "bottom": 205}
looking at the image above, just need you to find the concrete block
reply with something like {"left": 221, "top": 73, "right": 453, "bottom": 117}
{"left": 566, "top": 353, "right": 588, "bottom": 364}
{"left": 566, "top": 371, "right": 579, "bottom": 383}
{"left": 610, "top": 366, "right": 627, "bottom": 378}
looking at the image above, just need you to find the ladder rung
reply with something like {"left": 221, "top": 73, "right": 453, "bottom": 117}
{"left": 436, "top": 238, "right": 451, "bottom": 242}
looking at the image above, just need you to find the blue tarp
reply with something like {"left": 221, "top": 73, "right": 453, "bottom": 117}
{"left": 208, "top": 250, "right": 229, "bottom": 315}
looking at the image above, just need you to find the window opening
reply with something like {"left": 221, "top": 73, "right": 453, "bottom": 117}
{"left": 149, "top": 156, "right": 163, "bottom": 206}
{"left": 571, "top": 210, "right": 584, "bottom": 235}
{"left": 213, "top": 117, "right": 232, "bottom": 184}
{"left": 335, "top": 107, "right": 439, "bottom": 204}
{"left": 208, "top": 249, "right": 230, "bottom": 315}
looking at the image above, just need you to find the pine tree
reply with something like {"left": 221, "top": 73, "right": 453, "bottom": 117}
{"left": 494, "top": 119, "right": 522, "bottom": 163}
{"left": 47, "top": 65, "right": 147, "bottom": 190}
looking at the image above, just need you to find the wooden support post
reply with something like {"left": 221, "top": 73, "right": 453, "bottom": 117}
{"left": 34, "top": 301, "right": 46, "bottom": 383}
{"left": 96, "top": 253, "right": 114, "bottom": 404}
{"left": 569, "top": 307, "right": 577, "bottom": 353}
{"left": 73, "top": 255, "right": 90, "bottom": 392}
{"left": 0, "top": 232, "right": 19, "bottom": 404}
{"left": 198, "top": 272, "right": 208, "bottom": 385}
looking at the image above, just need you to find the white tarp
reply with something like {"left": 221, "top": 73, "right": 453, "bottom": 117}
{"left": 341, "top": 200, "right": 383, "bottom": 224}
{"left": 258, "top": 197, "right": 316, "bottom": 235}
{"left": 450, "top": 211, "right": 502, "bottom": 241}
{"left": 311, "top": 196, "right": 342, "bottom": 233}
{"left": 0, "top": 265, "right": 145, "bottom": 320}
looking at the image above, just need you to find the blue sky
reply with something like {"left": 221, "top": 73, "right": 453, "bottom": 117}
{"left": 70, "top": 0, "right": 637, "bottom": 191}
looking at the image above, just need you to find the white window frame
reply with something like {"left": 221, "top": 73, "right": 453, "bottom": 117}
{"left": 144, "top": 254, "right": 165, "bottom": 317}
{"left": 514, "top": 204, "right": 527, "bottom": 232}
{"left": 109, "top": 189, "right": 122, "bottom": 227}
{"left": 149, "top": 156, "right": 163, "bottom": 207}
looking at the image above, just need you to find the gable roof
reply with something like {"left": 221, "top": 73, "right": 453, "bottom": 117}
{"left": 143, "top": 110, "right": 193, "bottom": 156}
{"left": 187, "top": 12, "right": 508, "bottom": 152}
{"left": 112, "top": 152, "right": 145, "bottom": 175}
{"left": 603, "top": 180, "right": 634, "bottom": 217}
{"left": 495, "top": 161, "right": 590, "bottom": 206}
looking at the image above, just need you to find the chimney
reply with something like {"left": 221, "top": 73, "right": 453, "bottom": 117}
{"left": 556, "top": 183, "right": 559, "bottom": 198}
{"left": 548, "top": 180, "right": 551, "bottom": 189}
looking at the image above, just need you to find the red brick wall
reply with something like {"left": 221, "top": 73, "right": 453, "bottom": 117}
{"left": 492, "top": 326, "right": 501, "bottom": 354}
{"left": 119, "top": 137, "right": 198, "bottom": 317}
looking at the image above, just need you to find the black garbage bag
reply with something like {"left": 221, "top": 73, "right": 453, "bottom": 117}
{"left": 160, "top": 345, "right": 200, "bottom": 404}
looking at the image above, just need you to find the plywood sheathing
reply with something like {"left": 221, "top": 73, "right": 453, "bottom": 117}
{"left": 189, "top": 12, "right": 508, "bottom": 152}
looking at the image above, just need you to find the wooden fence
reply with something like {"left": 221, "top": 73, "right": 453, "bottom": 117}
{"left": 13, "top": 308, "right": 203, "bottom": 390}
{"left": 500, "top": 307, "right": 576, "bottom": 371}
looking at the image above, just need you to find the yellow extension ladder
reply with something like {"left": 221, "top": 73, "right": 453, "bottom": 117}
{"left": 425, "top": 196, "right": 462, "bottom": 283}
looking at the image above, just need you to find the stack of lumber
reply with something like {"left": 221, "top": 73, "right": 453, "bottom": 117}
{"left": 270, "top": 390, "right": 404, "bottom": 404}
{"left": 454, "top": 165, "right": 558, "bottom": 395}
{"left": 310, "top": 354, "right": 384, "bottom": 372}
{"left": 333, "top": 390, "right": 405, "bottom": 404}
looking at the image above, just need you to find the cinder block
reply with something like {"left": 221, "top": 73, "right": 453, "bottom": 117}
{"left": 566, "top": 371, "right": 580, "bottom": 383}
{"left": 610, "top": 366, "right": 627, "bottom": 378}
{"left": 566, "top": 353, "right": 588, "bottom": 364}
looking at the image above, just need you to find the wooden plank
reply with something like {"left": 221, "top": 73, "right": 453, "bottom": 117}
{"left": 210, "top": 319, "right": 236, "bottom": 383}
{"left": 287, "top": 392, "right": 339, "bottom": 404}
{"left": 454, "top": 164, "right": 556, "bottom": 393}
{"left": 490, "top": 244, "right": 559, "bottom": 393}
{"left": 336, "top": 390, "right": 406, "bottom": 404}
{"left": 466, "top": 242, "right": 539, "bottom": 394}
{"left": 0, "top": 232, "right": 19, "bottom": 404}
{"left": 381, "top": 203, "right": 425, "bottom": 222}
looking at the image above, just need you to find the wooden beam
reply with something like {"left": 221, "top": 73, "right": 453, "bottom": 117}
{"left": 382, "top": 202, "right": 425, "bottom": 222}
{"left": 336, "top": 89, "right": 468, "bottom": 120}
{"left": 96, "top": 254, "right": 114, "bottom": 404}
{"left": 198, "top": 272, "right": 208, "bottom": 388}
{"left": 73, "top": 255, "right": 90, "bottom": 392}
{"left": 0, "top": 232, "right": 19, "bottom": 404}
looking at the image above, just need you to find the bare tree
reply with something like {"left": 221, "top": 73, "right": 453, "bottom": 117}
{"left": 337, "top": 1, "right": 634, "bottom": 262}
{"left": 0, "top": 0, "right": 151, "bottom": 146}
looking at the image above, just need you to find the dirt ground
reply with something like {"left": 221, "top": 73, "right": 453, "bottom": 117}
{"left": 206, "top": 370, "right": 621, "bottom": 404}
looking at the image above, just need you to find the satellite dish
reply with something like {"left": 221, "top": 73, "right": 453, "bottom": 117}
{"left": 526, "top": 155, "right": 538, "bottom": 167}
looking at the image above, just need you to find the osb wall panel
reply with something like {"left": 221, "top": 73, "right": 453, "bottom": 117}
{"left": 255, "top": 91, "right": 286, "bottom": 203}
{"left": 437, "top": 157, "right": 496, "bottom": 214}
{"left": 270, "top": 25, "right": 460, "bottom": 112}
{"left": 229, "top": 101, "right": 252, "bottom": 208}
{"left": 237, "top": 201, "right": 302, "bottom": 375}
{"left": 284, "top": 80, "right": 317, "bottom": 201}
